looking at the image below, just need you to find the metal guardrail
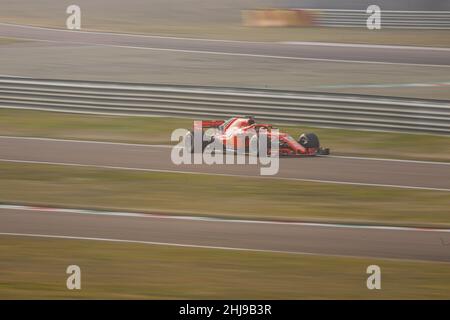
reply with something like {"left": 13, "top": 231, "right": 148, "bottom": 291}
{"left": 309, "top": 9, "right": 450, "bottom": 29}
{"left": 0, "top": 77, "right": 449, "bottom": 134}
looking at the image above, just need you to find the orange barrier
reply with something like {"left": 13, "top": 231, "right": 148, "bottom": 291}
{"left": 241, "top": 9, "right": 318, "bottom": 27}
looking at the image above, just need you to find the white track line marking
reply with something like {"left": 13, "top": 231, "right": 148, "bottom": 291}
{"left": 1, "top": 204, "right": 450, "bottom": 233}
{"left": 1, "top": 158, "right": 450, "bottom": 192}
{"left": 0, "top": 27, "right": 448, "bottom": 68}
{"left": 70, "top": 43, "right": 450, "bottom": 68}
{"left": 1, "top": 135, "right": 449, "bottom": 166}
{"left": 0, "top": 135, "right": 171, "bottom": 148}
{"left": 316, "top": 81, "right": 450, "bottom": 89}
{"left": 0, "top": 231, "right": 403, "bottom": 261}
{"left": 0, "top": 22, "right": 267, "bottom": 44}
{"left": 1, "top": 232, "right": 450, "bottom": 263}
{"left": 3, "top": 23, "right": 450, "bottom": 51}
{"left": 282, "top": 41, "right": 450, "bottom": 51}
{"left": 322, "top": 155, "right": 450, "bottom": 166}
{"left": 0, "top": 231, "right": 322, "bottom": 256}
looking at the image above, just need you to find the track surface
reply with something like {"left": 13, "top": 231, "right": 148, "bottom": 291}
{"left": 2, "top": 136, "right": 449, "bottom": 262}
{"left": 1, "top": 24, "right": 450, "bottom": 262}
{"left": 1, "top": 136, "right": 450, "bottom": 190}
{"left": 1, "top": 207, "right": 450, "bottom": 262}
{"left": 1, "top": 23, "right": 450, "bottom": 67}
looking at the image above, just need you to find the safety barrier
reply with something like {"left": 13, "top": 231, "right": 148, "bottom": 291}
{"left": 0, "top": 77, "right": 449, "bottom": 134}
{"left": 241, "top": 9, "right": 450, "bottom": 29}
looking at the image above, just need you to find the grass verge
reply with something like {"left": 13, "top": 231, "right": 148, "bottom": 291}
{"left": 0, "top": 236, "right": 449, "bottom": 299}
{"left": 1, "top": 162, "right": 449, "bottom": 227}
{"left": 1, "top": 109, "right": 450, "bottom": 162}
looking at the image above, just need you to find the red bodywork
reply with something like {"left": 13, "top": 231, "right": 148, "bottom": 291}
{"left": 195, "top": 117, "right": 320, "bottom": 156}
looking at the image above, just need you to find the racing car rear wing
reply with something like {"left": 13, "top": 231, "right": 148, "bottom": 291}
{"left": 194, "top": 120, "right": 225, "bottom": 129}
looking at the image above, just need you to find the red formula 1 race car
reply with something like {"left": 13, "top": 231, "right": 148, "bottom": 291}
{"left": 186, "top": 116, "right": 330, "bottom": 156}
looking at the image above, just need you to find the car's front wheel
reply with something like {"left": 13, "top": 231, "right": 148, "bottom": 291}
{"left": 298, "top": 133, "right": 320, "bottom": 149}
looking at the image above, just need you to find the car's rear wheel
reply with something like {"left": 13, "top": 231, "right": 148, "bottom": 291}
{"left": 185, "top": 131, "right": 211, "bottom": 153}
{"left": 298, "top": 133, "right": 320, "bottom": 148}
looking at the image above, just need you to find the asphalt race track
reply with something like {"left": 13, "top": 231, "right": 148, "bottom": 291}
{"left": 1, "top": 23, "right": 450, "bottom": 67}
{"left": 1, "top": 206, "right": 450, "bottom": 262}
{"left": 1, "top": 23, "right": 450, "bottom": 263}
{"left": 1, "top": 136, "right": 450, "bottom": 262}
{"left": 1, "top": 136, "right": 450, "bottom": 191}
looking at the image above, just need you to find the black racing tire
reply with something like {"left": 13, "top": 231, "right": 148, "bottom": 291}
{"left": 298, "top": 133, "right": 320, "bottom": 149}
{"left": 186, "top": 130, "right": 212, "bottom": 153}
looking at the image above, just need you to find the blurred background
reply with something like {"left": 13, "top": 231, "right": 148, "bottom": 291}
{"left": 1, "top": 0, "right": 449, "bottom": 99}
{"left": 1, "top": 0, "right": 450, "bottom": 299}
